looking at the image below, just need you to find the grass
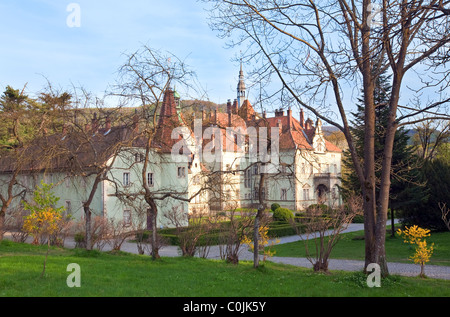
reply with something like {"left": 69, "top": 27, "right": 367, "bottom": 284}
{"left": 271, "top": 229, "right": 450, "bottom": 266}
{"left": 1, "top": 240, "right": 450, "bottom": 297}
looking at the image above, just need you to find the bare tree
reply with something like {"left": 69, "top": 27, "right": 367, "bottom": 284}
{"left": 112, "top": 45, "right": 202, "bottom": 259}
{"left": 439, "top": 202, "right": 450, "bottom": 231}
{"left": 413, "top": 118, "right": 450, "bottom": 160}
{"left": 218, "top": 202, "right": 254, "bottom": 264}
{"left": 204, "top": 0, "right": 450, "bottom": 276}
{"left": 292, "top": 195, "right": 363, "bottom": 272}
{"left": 48, "top": 87, "right": 138, "bottom": 250}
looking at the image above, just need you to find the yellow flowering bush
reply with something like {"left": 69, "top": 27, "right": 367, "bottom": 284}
{"left": 23, "top": 207, "right": 63, "bottom": 243}
{"left": 242, "top": 225, "right": 280, "bottom": 263}
{"left": 397, "top": 225, "right": 434, "bottom": 278}
{"left": 22, "top": 181, "right": 65, "bottom": 277}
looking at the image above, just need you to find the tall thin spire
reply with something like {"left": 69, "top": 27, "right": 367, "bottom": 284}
{"left": 237, "top": 59, "right": 246, "bottom": 107}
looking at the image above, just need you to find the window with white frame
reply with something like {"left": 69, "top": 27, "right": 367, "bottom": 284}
{"left": 65, "top": 200, "right": 72, "bottom": 214}
{"left": 177, "top": 166, "right": 186, "bottom": 178}
{"left": 123, "top": 210, "right": 131, "bottom": 226}
{"left": 135, "top": 153, "right": 144, "bottom": 163}
{"left": 147, "top": 172, "right": 154, "bottom": 186}
{"left": 280, "top": 188, "right": 287, "bottom": 201}
{"left": 303, "top": 188, "right": 310, "bottom": 201}
{"left": 65, "top": 174, "right": 71, "bottom": 188}
{"left": 123, "top": 172, "right": 130, "bottom": 186}
{"left": 244, "top": 168, "right": 252, "bottom": 188}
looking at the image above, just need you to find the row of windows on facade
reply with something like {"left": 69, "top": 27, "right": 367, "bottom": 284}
{"left": 122, "top": 167, "right": 186, "bottom": 187}
{"left": 23, "top": 161, "right": 337, "bottom": 189}
{"left": 242, "top": 186, "right": 339, "bottom": 202}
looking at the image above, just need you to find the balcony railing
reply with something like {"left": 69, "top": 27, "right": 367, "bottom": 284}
{"left": 314, "top": 172, "right": 340, "bottom": 178}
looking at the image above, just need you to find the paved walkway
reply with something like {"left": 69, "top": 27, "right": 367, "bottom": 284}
{"left": 5, "top": 220, "right": 450, "bottom": 280}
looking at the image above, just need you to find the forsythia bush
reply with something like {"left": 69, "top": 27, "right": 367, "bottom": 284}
{"left": 22, "top": 182, "right": 66, "bottom": 277}
{"left": 397, "top": 225, "right": 434, "bottom": 278}
{"left": 22, "top": 207, "right": 63, "bottom": 242}
{"left": 242, "top": 225, "right": 280, "bottom": 263}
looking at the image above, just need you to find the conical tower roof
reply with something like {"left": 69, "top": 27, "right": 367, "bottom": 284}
{"left": 237, "top": 62, "right": 246, "bottom": 92}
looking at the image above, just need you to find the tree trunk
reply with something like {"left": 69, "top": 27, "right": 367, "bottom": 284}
{"left": 83, "top": 175, "right": 102, "bottom": 251}
{"left": 84, "top": 206, "right": 92, "bottom": 251}
{"left": 360, "top": 3, "right": 379, "bottom": 271}
{"left": 313, "top": 260, "right": 329, "bottom": 273}
{"left": 253, "top": 173, "right": 266, "bottom": 268}
{"left": 253, "top": 211, "right": 260, "bottom": 268}
{"left": 0, "top": 210, "right": 5, "bottom": 241}
{"left": 146, "top": 198, "right": 160, "bottom": 260}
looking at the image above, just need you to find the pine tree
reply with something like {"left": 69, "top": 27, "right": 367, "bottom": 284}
{"left": 340, "top": 69, "right": 425, "bottom": 220}
{"left": 402, "top": 158, "right": 450, "bottom": 231}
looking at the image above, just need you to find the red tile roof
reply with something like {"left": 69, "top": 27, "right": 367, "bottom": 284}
{"left": 152, "top": 89, "right": 193, "bottom": 153}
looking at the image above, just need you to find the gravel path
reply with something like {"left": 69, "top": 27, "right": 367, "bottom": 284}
{"left": 151, "top": 220, "right": 450, "bottom": 281}
{"left": 5, "top": 220, "right": 450, "bottom": 280}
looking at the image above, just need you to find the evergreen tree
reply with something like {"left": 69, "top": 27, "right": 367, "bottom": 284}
{"left": 401, "top": 158, "right": 450, "bottom": 231}
{"left": 340, "top": 69, "right": 425, "bottom": 218}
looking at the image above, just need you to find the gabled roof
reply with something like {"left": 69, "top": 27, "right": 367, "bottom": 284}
{"left": 249, "top": 111, "right": 342, "bottom": 153}
{"left": 0, "top": 123, "right": 139, "bottom": 174}
{"left": 238, "top": 99, "right": 256, "bottom": 121}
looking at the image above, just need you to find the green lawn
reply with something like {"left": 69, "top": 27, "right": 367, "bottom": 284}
{"left": 1, "top": 240, "right": 450, "bottom": 297}
{"left": 271, "top": 230, "right": 450, "bottom": 266}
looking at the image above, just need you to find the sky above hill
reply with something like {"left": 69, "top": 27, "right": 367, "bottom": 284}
{"left": 1, "top": 1, "right": 443, "bottom": 128}
{"left": 0, "top": 0, "right": 242, "bottom": 105}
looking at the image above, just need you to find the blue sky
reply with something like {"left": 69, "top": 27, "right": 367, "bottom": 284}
{"left": 0, "top": 0, "right": 242, "bottom": 104}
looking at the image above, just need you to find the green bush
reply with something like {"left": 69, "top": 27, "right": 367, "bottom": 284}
{"left": 352, "top": 214, "right": 364, "bottom": 223}
{"left": 271, "top": 203, "right": 281, "bottom": 212}
{"left": 268, "top": 221, "right": 304, "bottom": 237}
{"left": 74, "top": 232, "right": 86, "bottom": 248}
{"left": 306, "top": 204, "right": 331, "bottom": 214}
{"left": 273, "top": 207, "right": 294, "bottom": 222}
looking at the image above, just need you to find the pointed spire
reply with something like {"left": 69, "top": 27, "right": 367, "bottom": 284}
{"left": 158, "top": 88, "right": 177, "bottom": 126}
{"left": 237, "top": 59, "right": 246, "bottom": 107}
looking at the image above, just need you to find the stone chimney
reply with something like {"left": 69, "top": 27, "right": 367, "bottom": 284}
{"left": 287, "top": 108, "right": 292, "bottom": 130}
{"left": 300, "top": 109, "right": 304, "bottom": 128}
{"left": 277, "top": 120, "right": 283, "bottom": 134}
{"left": 305, "top": 118, "right": 313, "bottom": 130}
{"left": 233, "top": 99, "right": 238, "bottom": 114}
{"left": 275, "top": 109, "right": 285, "bottom": 117}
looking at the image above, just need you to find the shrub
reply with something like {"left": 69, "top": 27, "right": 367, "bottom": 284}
{"left": 271, "top": 203, "right": 281, "bottom": 212}
{"left": 306, "top": 204, "right": 331, "bottom": 214}
{"left": 273, "top": 207, "right": 294, "bottom": 222}
{"left": 268, "top": 222, "right": 304, "bottom": 237}
{"left": 74, "top": 232, "right": 86, "bottom": 245}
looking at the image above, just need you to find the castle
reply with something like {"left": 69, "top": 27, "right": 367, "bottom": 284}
{"left": 0, "top": 66, "right": 342, "bottom": 229}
